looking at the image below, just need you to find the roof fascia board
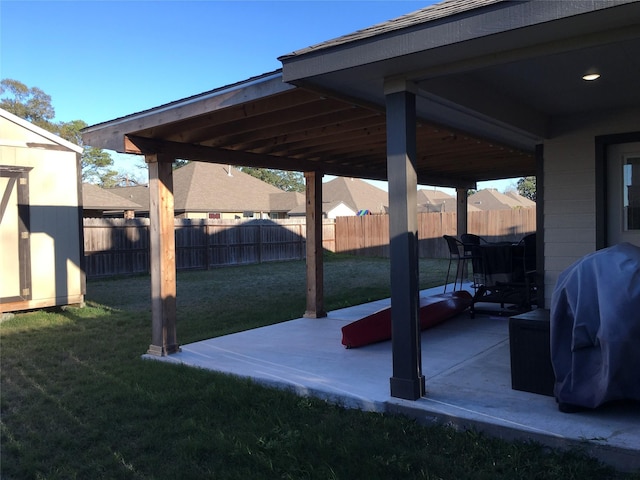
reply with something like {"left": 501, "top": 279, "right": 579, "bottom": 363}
{"left": 281, "top": 0, "right": 635, "bottom": 82}
{"left": 0, "top": 108, "right": 83, "bottom": 154}
{"left": 82, "top": 72, "right": 292, "bottom": 152}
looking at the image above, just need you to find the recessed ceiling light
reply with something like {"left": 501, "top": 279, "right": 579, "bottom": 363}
{"left": 582, "top": 73, "right": 601, "bottom": 81}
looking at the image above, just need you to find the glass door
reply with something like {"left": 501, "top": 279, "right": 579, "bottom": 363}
{"left": 607, "top": 142, "right": 640, "bottom": 247}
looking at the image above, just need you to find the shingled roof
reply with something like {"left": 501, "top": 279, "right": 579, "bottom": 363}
{"left": 108, "top": 163, "right": 304, "bottom": 215}
{"left": 505, "top": 191, "right": 536, "bottom": 208}
{"left": 282, "top": 0, "right": 503, "bottom": 59}
{"left": 468, "top": 189, "right": 534, "bottom": 210}
{"left": 416, "top": 189, "right": 481, "bottom": 213}
{"left": 323, "top": 177, "right": 388, "bottom": 215}
{"left": 173, "top": 162, "right": 283, "bottom": 212}
{"left": 107, "top": 184, "right": 150, "bottom": 210}
{"left": 82, "top": 182, "right": 141, "bottom": 214}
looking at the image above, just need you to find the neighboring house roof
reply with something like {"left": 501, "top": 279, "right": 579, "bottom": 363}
{"left": 417, "top": 189, "right": 453, "bottom": 213}
{"left": 108, "top": 163, "right": 303, "bottom": 214}
{"left": 288, "top": 199, "right": 357, "bottom": 218}
{"left": 323, "top": 177, "right": 388, "bottom": 215}
{"left": 505, "top": 191, "right": 536, "bottom": 208}
{"left": 269, "top": 191, "right": 305, "bottom": 212}
{"left": 82, "top": 183, "right": 141, "bottom": 211}
{"left": 173, "top": 162, "right": 284, "bottom": 212}
{"left": 416, "top": 189, "right": 481, "bottom": 213}
{"left": 108, "top": 184, "right": 150, "bottom": 210}
{"left": 468, "top": 189, "right": 534, "bottom": 210}
{"left": 0, "top": 108, "right": 83, "bottom": 154}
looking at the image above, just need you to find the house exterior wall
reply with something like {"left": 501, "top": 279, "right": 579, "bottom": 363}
{"left": 0, "top": 114, "right": 84, "bottom": 312}
{"left": 327, "top": 203, "right": 356, "bottom": 219}
{"left": 543, "top": 107, "right": 640, "bottom": 307}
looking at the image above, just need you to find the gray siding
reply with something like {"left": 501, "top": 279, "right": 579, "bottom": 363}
{"left": 543, "top": 107, "right": 640, "bottom": 307}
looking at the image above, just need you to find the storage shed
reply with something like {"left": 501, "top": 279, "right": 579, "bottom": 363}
{"left": 1, "top": 108, "right": 85, "bottom": 313}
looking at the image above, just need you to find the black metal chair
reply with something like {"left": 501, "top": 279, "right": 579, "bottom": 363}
{"left": 443, "top": 235, "right": 474, "bottom": 293}
{"left": 513, "top": 233, "right": 537, "bottom": 308}
{"left": 460, "top": 234, "right": 488, "bottom": 288}
{"left": 461, "top": 232, "right": 488, "bottom": 248}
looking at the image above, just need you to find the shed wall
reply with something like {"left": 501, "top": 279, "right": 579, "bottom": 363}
{"left": 0, "top": 115, "right": 84, "bottom": 312}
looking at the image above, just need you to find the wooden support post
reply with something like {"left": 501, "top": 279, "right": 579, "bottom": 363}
{"left": 303, "top": 171, "right": 326, "bottom": 318}
{"left": 385, "top": 81, "right": 425, "bottom": 400}
{"left": 146, "top": 154, "right": 180, "bottom": 356}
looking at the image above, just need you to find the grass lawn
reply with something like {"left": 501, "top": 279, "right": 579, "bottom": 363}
{"left": 1, "top": 255, "right": 637, "bottom": 479}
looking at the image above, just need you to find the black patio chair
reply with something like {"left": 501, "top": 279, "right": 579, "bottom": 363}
{"left": 443, "top": 235, "right": 474, "bottom": 293}
{"left": 513, "top": 233, "right": 537, "bottom": 307}
{"left": 460, "top": 233, "right": 489, "bottom": 257}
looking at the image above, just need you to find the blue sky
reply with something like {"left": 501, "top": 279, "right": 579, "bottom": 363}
{"left": 1, "top": 0, "right": 516, "bottom": 192}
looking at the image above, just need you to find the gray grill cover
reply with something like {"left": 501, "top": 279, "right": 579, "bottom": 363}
{"left": 551, "top": 243, "right": 640, "bottom": 409}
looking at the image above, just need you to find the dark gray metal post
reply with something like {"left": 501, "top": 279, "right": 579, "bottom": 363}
{"left": 456, "top": 188, "right": 468, "bottom": 236}
{"left": 386, "top": 83, "right": 425, "bottom": 400}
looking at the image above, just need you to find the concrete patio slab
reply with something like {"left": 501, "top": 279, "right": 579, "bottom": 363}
{"left": 146, "top": 284, "right": 640, "bottom": 472}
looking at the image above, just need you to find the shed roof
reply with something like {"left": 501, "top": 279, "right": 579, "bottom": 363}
{"left": 0, "top": 108, "right": 83, "bottom": 154}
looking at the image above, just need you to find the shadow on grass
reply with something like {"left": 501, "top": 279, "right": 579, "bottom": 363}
{"left": 3, "top": 257, "right": 634, "bottom": 479}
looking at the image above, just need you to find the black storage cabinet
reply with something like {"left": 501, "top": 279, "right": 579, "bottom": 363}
{"left": 509, "top": 310, "right": 555, "bottom": 396}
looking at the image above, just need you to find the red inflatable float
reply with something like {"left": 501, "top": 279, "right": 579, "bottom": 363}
{"left": 341, "top": 290, "right": 472, "bottom": 348}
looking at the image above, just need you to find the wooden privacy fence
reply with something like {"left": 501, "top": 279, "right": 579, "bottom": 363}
{"left": 83, "top": 209, "right": 535, "bottom": 278}
{"left": 83, "top": 218, "right": 336, "bottom": 278}
{"left": 334, "top": 209, "right": 536, "bottom": 258}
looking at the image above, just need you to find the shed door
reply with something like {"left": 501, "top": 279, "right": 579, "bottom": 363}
{"left": 1, "top": 167, "right": 32, "bottom": 304}
{"left": 607, "top": 142, "right": 640, "bottom": 247}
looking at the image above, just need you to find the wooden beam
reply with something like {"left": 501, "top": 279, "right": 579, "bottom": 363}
{"left": 126, "top": 135, "right": 319, "bottom": 172}
{"left": 303, "top": 171, "right": 326, "bottom": 318}
{"left": 146, "top": 154, "right": 180, "bottom": 356}
{"left": 125, "top": 135, "right": 393, "bottom": 182}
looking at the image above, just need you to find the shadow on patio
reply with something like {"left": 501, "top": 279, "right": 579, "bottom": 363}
{"left": 146, "top": 284, "right": 640, "bottom": 472}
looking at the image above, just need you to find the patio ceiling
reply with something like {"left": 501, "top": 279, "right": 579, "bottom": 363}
{"left": 83, "top": 71, "right": 534, "bottom": 190}
{"left": 280, "top": 0, "right": 640, "bottom": 169}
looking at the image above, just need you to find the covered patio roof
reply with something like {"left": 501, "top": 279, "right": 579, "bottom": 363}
{"left": 82, "top": 0, "right": 640, "bottom": 401}
{"left": 83, "top": 70, "right": 535, "bottom": 189}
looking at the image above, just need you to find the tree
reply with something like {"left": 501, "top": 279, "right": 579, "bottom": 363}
{"left": 238, "top": 167, "right": 305, "bottom": 192}
{"left": 517, "top": 176, "right": 536, "bottom": 202}
{"left": 1, "top": 79, "right": 119, "bottom": 186}
{"left": 0, "top": 79, "right": 54, "bottom": 130}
